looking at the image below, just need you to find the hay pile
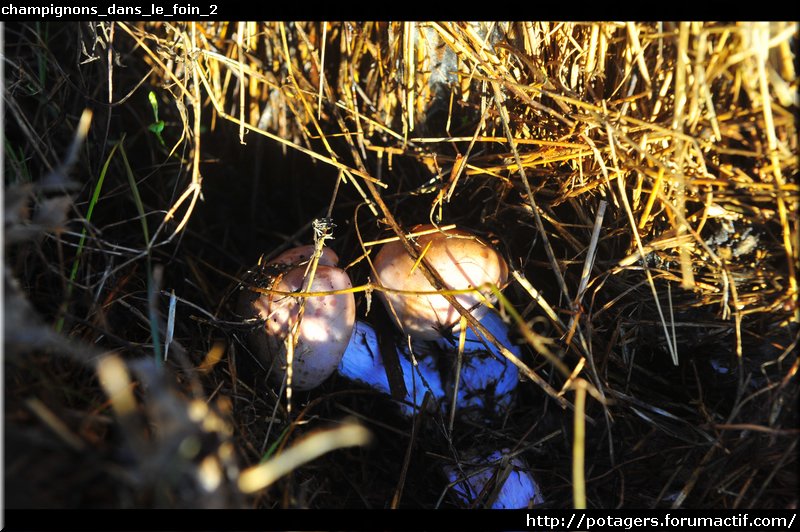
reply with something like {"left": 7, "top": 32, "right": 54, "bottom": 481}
{"left": 4, "top": 21, "right": 797, "bottom": 510}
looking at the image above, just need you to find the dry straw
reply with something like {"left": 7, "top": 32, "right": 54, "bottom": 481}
{"left": 4, "top": 21, "right": 797, "bottom": 510}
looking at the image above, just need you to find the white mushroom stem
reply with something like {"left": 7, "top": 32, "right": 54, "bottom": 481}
{"left": 338, "top": 311, "right": 522, "bottom": 420}
{"left": 446, "top": 292, "right": 570, "bottom": 410}
{"left": 338, "top": 321, "right": 445, "bottom": 417}
{"left": 443, "top": 449, "right": 544, "bottom": 509}
{"left": 435, "top": 311, "right": 520, "bottom": 422}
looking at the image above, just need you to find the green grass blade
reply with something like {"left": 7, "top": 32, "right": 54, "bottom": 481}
{"left": 55, "top": 139, "right": 121, "bottom": 333}
{"left": 118, "top": 143, "right": 150, "bottom": 244}
{"left": 118, "top": 142, "right": 161, "bottom": 364}
{"left": 261, "top": 424, "right": 293, "bottom": 463}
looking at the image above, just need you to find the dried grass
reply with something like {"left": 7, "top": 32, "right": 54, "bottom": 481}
{"left": 4, "top": 21, "right": 797, "bottom": 510}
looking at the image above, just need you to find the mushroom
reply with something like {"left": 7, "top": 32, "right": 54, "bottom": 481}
{"left": 372, "top": 224, "right": 508, "bottom": 340}
{"left": 337, "top": 320, "right": 445, "bottom": 416}
{"left": 337, "top": 311, "right": 520, "bottom": 419}
{"left": 443, "top": 449, "right": 544, "bottom": 509}
{"left": 435, "top": 310, "right": 519, "bottom": 420}
{"left": 238, "top": 246, "right": 355, "bottom": 391}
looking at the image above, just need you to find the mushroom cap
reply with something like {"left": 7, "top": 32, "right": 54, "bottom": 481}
{"left": 239, "top": 251, "right": 355, "bottom": 391}
{"left": 373, "top": 224, "right": 508, "bottom": 340}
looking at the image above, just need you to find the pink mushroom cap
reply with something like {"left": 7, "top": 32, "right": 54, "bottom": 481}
{"left": 373, "top": 224, "right": 508, "bottom": 340}
{"left": 239, "top": 246, "right": 355, "bottom": 390}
